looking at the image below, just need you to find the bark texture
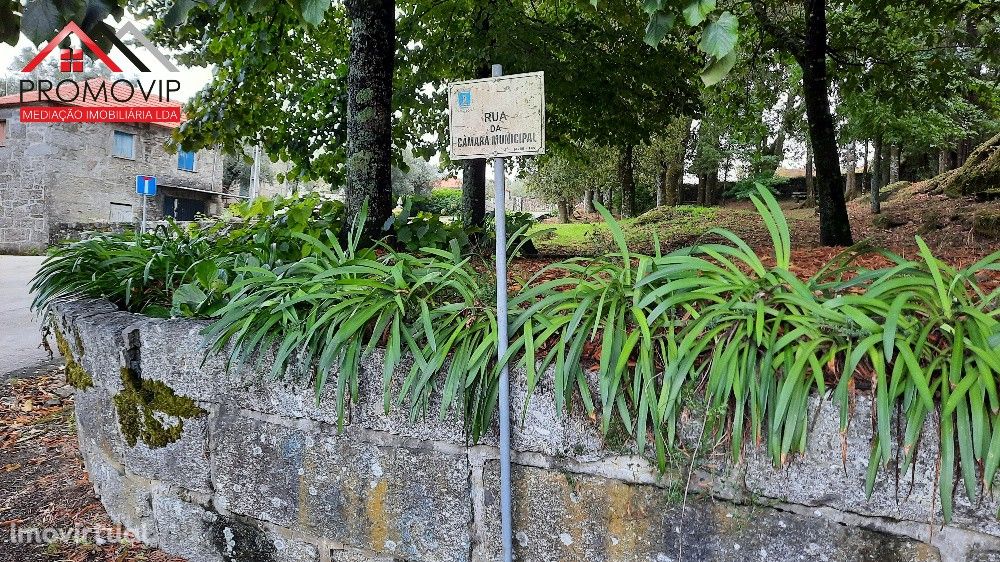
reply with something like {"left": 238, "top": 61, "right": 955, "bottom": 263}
{"left": 618, "top": 145, "right": 636, "bottom": 217}
{"left": 844, "top": 143, "right": 859, "bottom": 200}
{"left": 584, "top": 189, "right": 596, "bottom": 213}
{"left": 870, "top": 136, "right": 882, "bottom": 215}
{"left": 805, "top": 141, "right": 815, "bottom": 205}
{"left": 461, "top": 65, "right": 491, "bottom": 229}
{"left": 345, "top": 0, "right": 395, "bottom": 237}
{"left": 889, "top": 145, "right": 900, "bottom": 184}
{"left": 795, "top": 0, "right": 852, "bottom": 245}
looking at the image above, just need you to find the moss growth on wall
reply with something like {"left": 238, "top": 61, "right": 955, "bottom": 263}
{"left": 113, "top": 368, "right": 206, "bottom": 448}
{"left": 53, "top": 327, "right": 94, "bottom": 390}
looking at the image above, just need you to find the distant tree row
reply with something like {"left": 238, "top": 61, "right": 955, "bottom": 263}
{"left": 4, "top": 0, "right": 997, "bottom": 245}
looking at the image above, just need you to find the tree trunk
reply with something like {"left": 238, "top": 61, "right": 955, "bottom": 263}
{"left": 870, "top": 136, "right": 882, "bottom": 215}
{"left": 665, "top": 117, "right": 691, "bottom": 206}
{"left": 796, "top": 0, "right": 852, "bottom": 246}
{"left": 889, "top": 144, "right": 900, "bottom": 184}
{"left": 584, "top": 189, "right": 596, "bottom": 213}
{"left": 461, "top": 66, "right": 491, "bottom": 230}
{"left": 861, "top": 139, "right": 869, "bottom": 192}
{"left": 844, "top": 142, "right": 859, "bottom": 200}
{"left": 938, "top": 148, "right": 951, "bottom": 175}
{"left": 345, "top": 0, "right": 395, "bottom": 237}
{"left": 618, "top": 145, "right": 636, "bottom": 218}
{"left": 706, "top": 167, "right": 721, "bottom": 205}
{"left": 462, "top": 159, "right": 486, "bottom": 226}
{"left": 655, "top": 162, "right": 667, "bottom": 207}
{"left": 556, "top": 199, "right": 570, "bottom": 223}
{"left": 805, "top": 141, "right": 815, "bottom": 205}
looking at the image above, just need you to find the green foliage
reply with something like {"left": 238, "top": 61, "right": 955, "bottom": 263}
{"left": 203, "top": 214, "right": 505, "bottom": 440}
{"left": 726, "top": 176, "right": 786, "bottom": 200}
{"left": 407, "top": 189, "right": 462, "bottom": 216}
{"left": 31, "top": 193, "right": 346, "bottom": 318}
{"left": 392, "top": 212, "right": 470, "bottom": 253}
{"left": 510, "top": 186, "right": 999, "bottom": 521}
{"left": 524, "top": 143, "right": 618, "bottom": 206}
{"left": 639, "top": 0, "right": 739, "bottom": 85}
{"left": 30, "top": 221, "right": 229, "bottom": 318}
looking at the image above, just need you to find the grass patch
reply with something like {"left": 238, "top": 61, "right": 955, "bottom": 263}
{"left": 532, "top": 205, "right": 731, "bottom": 255}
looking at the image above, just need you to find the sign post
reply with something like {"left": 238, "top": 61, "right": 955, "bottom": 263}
{"left": 449, "top": 67, "right": 544, "bottom": 562}
{"left": 135, "top": 175, "right": 156, "bottom": 233}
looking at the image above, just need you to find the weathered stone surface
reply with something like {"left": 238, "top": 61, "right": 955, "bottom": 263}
{"left": 350, "top": 350, "right": 467, "bottom": 445}
{"left": 74, "top": 387, "right": 127, "bottom": 464}
{"left": 150, "top": 483, "right": 319, "bottom": 562}
{"left": 482, "top": 462, "right": 940, "bottom": 562}
{"left": 137, "top": 317, "right": 236, "bottom": 402}
{"left": 77, "top": 438, "right": 154, "bottom": 538}
{"left": 124, "top": 410, "right": 213, "bottom": 494}
{"left": 61, "top": 299, "right": 1000, "bottom": 562}
{"left": 508, "top": 368, "right": 615, "bottom": 460}
{"left": 739, "top": 396, "right": 1000, "bottom": 538}
{"left": 211, "top": 408, "right": 472, "bottom": 562}
{"left": 328, "top": 547, "right": 400, "bottom": 562}
{"left": 968, "top": 549, "right": 1000, "bottom": 562}
{"left": 137, "top": 318, "right": 349, "bottom": 426}
{"left": 73, "top": 310, "right": 145, "bottom": 391}
{"left": 0, "top": 105, "right": 229, "bottom": 254}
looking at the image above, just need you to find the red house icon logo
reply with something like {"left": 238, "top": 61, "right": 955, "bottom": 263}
{"left": 22, "top": 22, "right": 122, "bottom": 73}
{"left": 60, "top": 48, "right": 84, "bottom": 72}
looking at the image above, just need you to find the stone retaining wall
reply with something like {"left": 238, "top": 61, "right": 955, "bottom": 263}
{"left": 50, "top": 299, "right": 1000, "bottom": 562}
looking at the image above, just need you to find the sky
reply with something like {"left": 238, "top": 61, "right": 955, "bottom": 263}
{"left": 0, "top": 13, "right": 213, "bottom": 101}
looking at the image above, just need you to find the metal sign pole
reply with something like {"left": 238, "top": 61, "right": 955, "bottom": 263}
{"left": 491, "top": 63, "right": 514, "bottom": 562}
{"left": 141, "top": 194, "right": 147, "bottom": 234}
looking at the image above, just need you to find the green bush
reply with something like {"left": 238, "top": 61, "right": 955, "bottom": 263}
{"left": 726, "top": 175, "right": 787, "bottom": 200}
{"left": 407, "top": 188, "right": 462, "bottom": 216}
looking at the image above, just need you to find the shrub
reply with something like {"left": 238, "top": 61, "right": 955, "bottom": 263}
{"left": 726, "top": 175, "right": 787, "bottom": 200}
{"left": 204, "top": 215, "right": 503, "bottom": 440}
{"left": 407, "top": 188, "right": 462, "bottom": 216}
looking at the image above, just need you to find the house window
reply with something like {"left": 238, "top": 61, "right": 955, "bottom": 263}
{"left": 177, "top": 150, "right": 197, "bottom": 172}
{"left": 112, "top": 130, "right": 135, "bottom": 159}
{"left": 0, "top": 120, "right": 6, "bottom": 146}
{"left": 109, "top": 202, "right": 133, "bottom": 223}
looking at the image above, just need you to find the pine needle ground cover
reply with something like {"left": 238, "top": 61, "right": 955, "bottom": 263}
{"left": 31, "top": 187, "right": 1000, "bottom": 523}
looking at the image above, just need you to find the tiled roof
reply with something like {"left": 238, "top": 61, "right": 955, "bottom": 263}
{"left": 0, "top": 77, "right": 183, "bottom": 127}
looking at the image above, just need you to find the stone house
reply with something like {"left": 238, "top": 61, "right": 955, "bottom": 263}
{"left": 0, "top": 79, "right": 235, "bottom": 253}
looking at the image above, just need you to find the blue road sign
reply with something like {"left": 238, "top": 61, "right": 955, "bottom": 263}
{"left": 136, "top": 175, "right": 157, "bottom": 196}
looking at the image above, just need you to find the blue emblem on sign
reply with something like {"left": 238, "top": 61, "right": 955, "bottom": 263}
{"left": 457, "top": 90, "right": 472, "bottom": 108}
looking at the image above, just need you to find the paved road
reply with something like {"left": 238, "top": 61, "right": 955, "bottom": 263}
{"left": 0, "top": 255, "right": 58, "bottom": 377}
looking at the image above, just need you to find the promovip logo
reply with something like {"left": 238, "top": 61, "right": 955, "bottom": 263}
{"left": 22, "top": 21, "right": 179, "bottom": 73}
{"left": 16, "top": 20, "right": 184, "bottom": 124}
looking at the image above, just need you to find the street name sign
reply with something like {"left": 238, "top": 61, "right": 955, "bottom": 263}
{"left": 448, "top": 71, "right": 545, "bottom": 159}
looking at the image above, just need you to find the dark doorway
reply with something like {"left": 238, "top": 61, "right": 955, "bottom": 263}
{"left": 163, "top": 196, "right": 206, "bottom": 221}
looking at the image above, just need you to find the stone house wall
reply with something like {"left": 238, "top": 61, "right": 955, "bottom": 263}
{"left": 0, "top": 107, "right": 228, "bottom": 253}
{"left": 49, "top": 298, "right": 1000, "bottom": 562}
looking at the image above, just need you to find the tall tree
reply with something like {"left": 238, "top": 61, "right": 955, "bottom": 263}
{"left": 751, "top": 0, "right": 852, "bottom": 244}
{"left": 344, "top": 0, "right": 395, "bottom": 234}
